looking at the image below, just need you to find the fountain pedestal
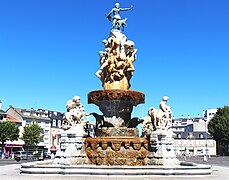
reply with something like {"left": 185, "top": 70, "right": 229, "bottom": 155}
{"left": 87, "top": 89, "right": 146, "bottom": 166}
{"left": 53, "top": 124, "right": 87, "bottom": 165}
{"left": 85, "top": 137, "right": 148, "bottom": 166}
{"left": 148, "top": 130, "right": 179, "bottom": 166}
{"left": 88, "top": 90, "right": 144, "bottom": 127}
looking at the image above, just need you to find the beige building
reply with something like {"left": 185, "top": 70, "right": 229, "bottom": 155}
{"left": 6, "top": 106, "right": 63, "bottom": 153}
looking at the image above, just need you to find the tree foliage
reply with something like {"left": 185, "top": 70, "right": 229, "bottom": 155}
{"left": 0, "top": 121, "right": 19, "bottom": 151}
{"left": 208, "top": 106, "right": 229, "bottom": 145}
{"left": 21, "top": 121, "right": 43, "bottom": 146}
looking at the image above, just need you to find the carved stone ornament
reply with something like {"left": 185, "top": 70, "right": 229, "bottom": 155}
{"left": 88, "top": 90, "right": 144, "bottom": 106}
{"left": 85, "top": 137, "right": 149, "bottom": 166}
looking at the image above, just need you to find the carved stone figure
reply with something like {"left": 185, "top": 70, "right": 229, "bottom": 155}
{"left": 106, "top": 3, "right": 133, "bottom": 30}
{"left": 97, "top": 30, "right": 137, "bottom": 90}
{"left": 62, "top": 96, "right": 88, "bottom": 130}
{"left": 142, "top": 114, "right": 154, "bottom": 137}
{"left": 158, "top": 96, "right": 172, "bottom": 128}
{"left": 147, "top": 96, "right": 172, "bottom": 131}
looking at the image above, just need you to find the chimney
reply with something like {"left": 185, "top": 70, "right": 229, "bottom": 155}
{"left": 0, "top": 100, "right": 2, "bottom": 110}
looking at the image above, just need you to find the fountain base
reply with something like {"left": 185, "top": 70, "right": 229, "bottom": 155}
{"left": 85, "top": 137, "right": 148, "bottom": 166}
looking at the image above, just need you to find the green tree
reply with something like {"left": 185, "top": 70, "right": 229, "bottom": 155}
{"left": 0, "top": 121, "right": 20, "bottom": 152}
{"left": 21, "top": 120, "right": 43, "bottom": 147}
{"left": 208, "top": 106, "right": 229, "bottom": 154}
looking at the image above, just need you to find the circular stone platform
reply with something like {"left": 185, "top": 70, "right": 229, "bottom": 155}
{"left": 20, "top": 160, "right": 212, "bottom": 176}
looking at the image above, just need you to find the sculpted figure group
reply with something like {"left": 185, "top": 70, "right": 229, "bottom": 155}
{"left": 142, "top": 96, "right": 172, "bottom": 136}
{"left": 62, "top": 95, "right": 172, "bottom": 139}
{"left": 62, "top": 96, "right": 88, "bottom": 130}
{"left": 96, "top": 30, "right": 137, "bottom": 89}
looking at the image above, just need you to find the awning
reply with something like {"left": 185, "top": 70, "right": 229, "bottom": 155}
{"left": 4, "top": 140, "right": 24, "bottom": 147}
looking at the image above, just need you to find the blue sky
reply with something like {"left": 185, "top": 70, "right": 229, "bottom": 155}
{"left": 0, "top": 0, "right": 228, "bottom": 119}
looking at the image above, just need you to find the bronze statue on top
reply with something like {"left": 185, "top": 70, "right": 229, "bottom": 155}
{"left": 106, "top": 3, "right": 133, "bottom": 31}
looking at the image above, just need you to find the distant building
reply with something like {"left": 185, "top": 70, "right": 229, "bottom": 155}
{"left": 203, "top": 108, "right": 218, "bottom": 122}
{"left": 49, "top": 111, "right": 63, "bottom": 154}
{"left": 172, "top": 115, "right": 216, "bottom": 156}
{"left": 6, "top": 106, "right": 63, "bottom": 153}
{"left": 0, "top": 102, "right": 24, "bottom": 156}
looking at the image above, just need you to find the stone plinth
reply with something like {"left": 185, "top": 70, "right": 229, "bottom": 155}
{"left": 53, "top": 125, "right": 87, "bottom": 165}
{"left": 147, "top": 129, "right": 179, "bottom": 166}
{"left": 85, "top": 137, "right": 148, "bottom": 166}
{"left": 88, "top": 90, "right": 144, "bottom": 127}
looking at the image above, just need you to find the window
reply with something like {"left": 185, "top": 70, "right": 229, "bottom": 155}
{"left": 58, "top": 120, "right": 61, "bottom": 127}
{"left": 44, "top": 130, "right": 49, "bottom": 133}
{"left": 197, "top": 149, "right": 202, "bottom": 154}
{"left": 25, "top": 119, "right": 32, "bottom": 124}
{"left": 23, "top": 112, "right": 30, "bottom": 116}
{"left": 53, "top": 119, "right": 56, "bottom": 126}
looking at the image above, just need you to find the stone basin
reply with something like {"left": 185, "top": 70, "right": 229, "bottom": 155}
{"left": 88, "top": 90, "right": 145, "bottom": 127}
{"left": 20, "top": 160, "right": 212, "bottom": 176}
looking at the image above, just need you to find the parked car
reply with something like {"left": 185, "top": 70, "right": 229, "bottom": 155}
{"left": 0, "top": 152, "right": 9, "bottom": 159}
{"left": 14, "top": 151, "right": 27, "bottom": 161}
{"left": 43, "top": 152, "right": 51, "bottom": 159}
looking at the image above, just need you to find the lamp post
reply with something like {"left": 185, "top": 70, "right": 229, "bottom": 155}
{"left": 203, "top": 119, "right": 208, "bottom": 162}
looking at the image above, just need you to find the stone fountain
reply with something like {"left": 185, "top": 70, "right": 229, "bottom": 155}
{"left": 20, "top": 3, "right": 212, "bottom": 176}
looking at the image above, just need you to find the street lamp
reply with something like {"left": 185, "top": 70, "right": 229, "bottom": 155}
{"left": 203, "top": 119, "right": 208, "bottom": 162}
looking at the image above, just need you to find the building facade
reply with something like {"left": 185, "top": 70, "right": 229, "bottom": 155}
{"left": 6, "top": 106, "right": 63, "bottom": 153}
{"left": 49, "top": 111, "right": 63, "bottom": 153}
{"left": 172, "top": 116, "right": 216, "bottom": 156}
{"left": 0, "top": 105, "right": 24, "bottom": 156}
{"left": 203, "top": 108, "right": 218, "bottom": 122}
